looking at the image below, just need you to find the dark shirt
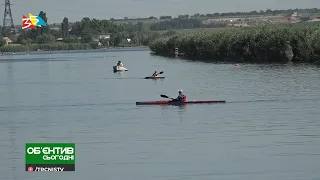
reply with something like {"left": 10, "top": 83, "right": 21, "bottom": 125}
{"left": 176, "top": 94, "right": 185, "bottom": 101}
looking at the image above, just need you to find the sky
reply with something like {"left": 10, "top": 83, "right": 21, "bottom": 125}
{"left": 1, "top": 0, "right": 319, "bottom": 25}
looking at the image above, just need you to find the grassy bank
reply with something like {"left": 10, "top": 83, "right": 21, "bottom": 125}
{"left": 149, "top": 23, "right": 320, "bottom": 63}
{"left": 0, "top": 43, "right": 96, "bottom": 52}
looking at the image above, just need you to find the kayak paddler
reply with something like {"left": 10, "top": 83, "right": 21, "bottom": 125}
{"left": 170, "top": 89, "right": 186, "bottom": 102}
{"left": 117, "top": 61, "right": 124, "bottom": 67}
{"left": 152, "top": 71, "right": 158, "bottom": 77}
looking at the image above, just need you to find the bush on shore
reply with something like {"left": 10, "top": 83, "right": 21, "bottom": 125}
{"left": 149, "top": 24, "right": 320, "bottom": 63}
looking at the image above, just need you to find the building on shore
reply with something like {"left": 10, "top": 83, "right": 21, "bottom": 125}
{"left": 3, "top": 37, "right": 12, "bottom": 45}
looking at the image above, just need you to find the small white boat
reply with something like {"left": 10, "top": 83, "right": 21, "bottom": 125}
{"left": 113, "top": 66, "right": 128, "bottom": 72}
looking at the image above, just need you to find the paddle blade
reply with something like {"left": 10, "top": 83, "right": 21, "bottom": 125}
{"left": 160, "top": 94, "right": 170, "bottom": 98}
{"left": 159, "top": 71, "right": 163, "bottom": 74}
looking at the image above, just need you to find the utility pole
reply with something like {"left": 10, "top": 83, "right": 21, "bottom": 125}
{"left": 2, "top": 0, "right": 15, "bottom": 36}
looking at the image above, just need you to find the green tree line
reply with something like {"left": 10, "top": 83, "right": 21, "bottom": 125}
{"left": 149, "top": 18, "right": 228, "bottom": 31}
{"left": 15, "top": 12, "right": 156, "bottom": 46}
{"left": 0, "top": 11, "right": 176, "bottom": 52}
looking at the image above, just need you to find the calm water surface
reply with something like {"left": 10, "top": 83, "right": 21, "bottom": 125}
{"left": 0, "top": 48, "right": 320, "bottom": 180}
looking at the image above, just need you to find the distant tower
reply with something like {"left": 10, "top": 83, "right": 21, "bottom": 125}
{"left": 2, "top": 0, "right": 15, "bottom": 35}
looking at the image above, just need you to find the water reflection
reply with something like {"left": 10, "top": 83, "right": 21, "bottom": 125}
{"left": 159, "top": 104, "right": 187, "bottom": 109}
{"left": 159, "top": 104, "right": 186, "bottom": 123}
{"left": 114, "top": 71, "right": 125, "bottom": 78}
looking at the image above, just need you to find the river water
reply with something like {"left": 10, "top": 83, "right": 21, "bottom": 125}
{"left": 0, "top": 48, "right": 319, "bottom": 180}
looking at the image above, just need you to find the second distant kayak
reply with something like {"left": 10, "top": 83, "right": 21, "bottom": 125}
{"left": 144, "top": 76, "right": 165, "bottom": 79}
{"left": 113, "top": 66, "right": 128, "bottom": 72}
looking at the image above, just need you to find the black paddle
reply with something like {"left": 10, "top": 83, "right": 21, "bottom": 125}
{"left": 152, "top": 71, "right": 163, "bottom": 75}
{"left": 146, "top": 71, "right": 163, "bottom": 78}
{"left": 160, "top": 94, "right": 174, "bottom": 99}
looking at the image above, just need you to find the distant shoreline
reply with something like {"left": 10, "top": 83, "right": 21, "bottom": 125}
{"left": 0, "top": 44, "right": 149, "bottom": 55}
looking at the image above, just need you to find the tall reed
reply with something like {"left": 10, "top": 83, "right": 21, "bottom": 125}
{"left": 149, "top": 24, "right": 320, "bottom": 63}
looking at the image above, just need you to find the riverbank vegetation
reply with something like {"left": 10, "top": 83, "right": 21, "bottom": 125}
{"left": 149, "top": 23, "right": 320, "bottom": 63}
{"left": 1, "top": 8, "right": 320, "bottom": 54}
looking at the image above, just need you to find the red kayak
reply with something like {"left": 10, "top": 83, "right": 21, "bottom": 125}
{"left": 136, "top": 100, "right": 226, "bottom": 105}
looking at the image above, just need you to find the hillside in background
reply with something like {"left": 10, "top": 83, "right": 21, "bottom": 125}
{"left": 39, "top": 8, "right": 320, "bottom": 32}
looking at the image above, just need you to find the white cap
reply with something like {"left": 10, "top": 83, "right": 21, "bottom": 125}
{"left": 178, "top": 89, "right": 183, "bottom": 93}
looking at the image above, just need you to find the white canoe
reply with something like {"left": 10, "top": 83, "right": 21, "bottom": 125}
{"left": 113, "top": 66, "right": 128, "bottom": 72}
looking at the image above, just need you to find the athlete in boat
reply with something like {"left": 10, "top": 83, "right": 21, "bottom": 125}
{"left": 170, "top": 89, "right": 186, "bottom": 102}
{"left": 117, "top": 61, "right": 124, "bottom": 67}
{"left": 152, "top": 71, "right": 158, "bottom": 77}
